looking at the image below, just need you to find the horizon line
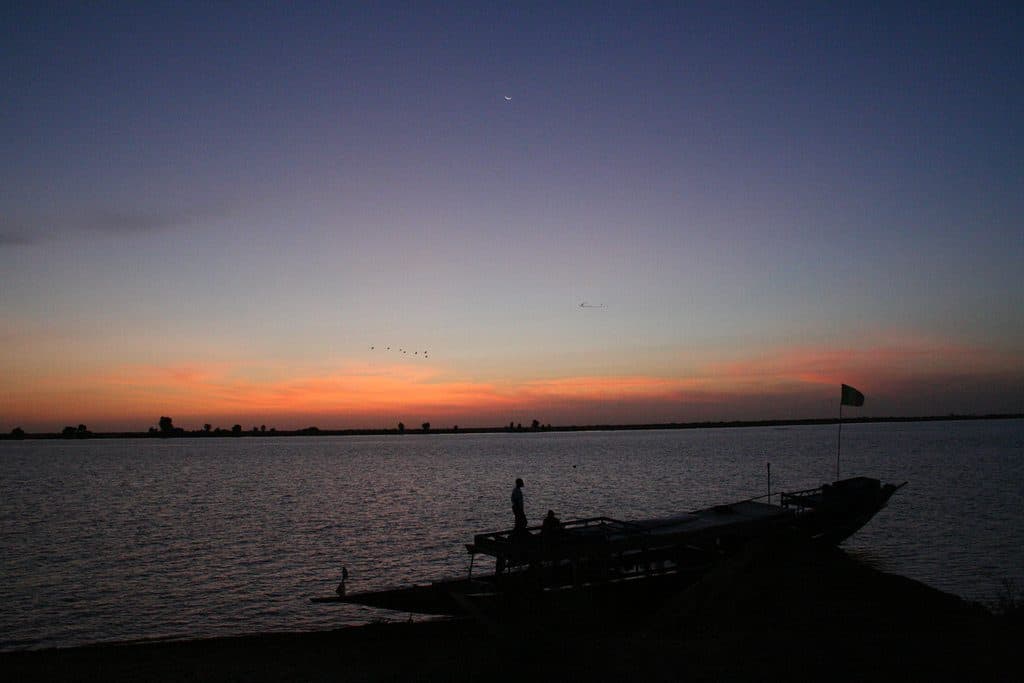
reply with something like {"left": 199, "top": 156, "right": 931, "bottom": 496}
{"left": 5, "top": 412, "right": 1022, "bottom": 439}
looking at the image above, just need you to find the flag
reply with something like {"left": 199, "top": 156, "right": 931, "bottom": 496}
{"left": 841, "top": 384, "right": 865, "bottom": 407}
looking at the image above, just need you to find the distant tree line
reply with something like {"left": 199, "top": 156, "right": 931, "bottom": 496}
{"left": 144, "top": 416, "right": 282, "bottom": 437}
{"left": 4, "top": 414, "right": 1024, "bottom": 440}
{"left": 3, "top": 416, "right": 551, "bottom": 439}
{"left": 61, "top": 424, "right": 92, "bottom": 438}
{"left": 505, "top": 419, "right": 549, "bottom": 431}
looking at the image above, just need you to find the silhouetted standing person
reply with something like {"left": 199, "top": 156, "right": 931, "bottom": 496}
{"left": 511, "top": 478, "right": 527, "bottom": 532}
{"left": 336, "top": 566, "right": 348, "bottom": 596}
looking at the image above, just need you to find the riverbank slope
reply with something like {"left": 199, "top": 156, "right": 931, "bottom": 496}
{"left": 3, "top": 533, "right": 1018, "bottom": 681}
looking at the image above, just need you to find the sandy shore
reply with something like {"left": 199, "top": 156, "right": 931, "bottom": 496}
{"left": 4, "top": 535, "right": 1018, "bottom": 682}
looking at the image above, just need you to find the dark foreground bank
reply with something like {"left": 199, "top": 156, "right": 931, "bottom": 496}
{"left": 4, "top": 534, "right": 1019, "bottom": 682}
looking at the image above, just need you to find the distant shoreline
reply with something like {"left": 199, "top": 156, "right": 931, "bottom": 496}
{"left": 4, "top": 412, "right": 1021, "bottom": 440}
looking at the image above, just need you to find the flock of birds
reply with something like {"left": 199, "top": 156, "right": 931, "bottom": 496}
{"left": 369, "top": 346, "right": 429, "bottom": 359}
{"left": 368, "top": 303, "right": 601, "bottom": 360}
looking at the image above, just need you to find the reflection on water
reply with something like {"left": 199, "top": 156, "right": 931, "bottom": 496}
{"left": 1, "top": 419, "right": 1021, "bottom": 650}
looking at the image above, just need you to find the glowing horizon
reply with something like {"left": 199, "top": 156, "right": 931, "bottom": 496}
{"left": 4, "top": 335, "right": 1020, "bottom": 433}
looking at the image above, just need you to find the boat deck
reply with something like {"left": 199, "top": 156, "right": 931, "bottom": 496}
{"left": 633, "top": 500, "right": 791, "bottom": 535}
{"left": 471, "top": 500, "right": 794, "bottom": 564}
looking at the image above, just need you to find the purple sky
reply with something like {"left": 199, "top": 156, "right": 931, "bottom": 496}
{"left": 2, "top": 2, "right": 1022, "bottom": 431}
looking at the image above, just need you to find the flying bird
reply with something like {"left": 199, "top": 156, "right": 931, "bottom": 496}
{"left": 504, "top": 95, "right": 512, "bottom": 101}
{"left": 579, "top": 302, "right": 606, "bottom": 309}
{"left": 370, "top": 344, "right": 431, "bottom": 358}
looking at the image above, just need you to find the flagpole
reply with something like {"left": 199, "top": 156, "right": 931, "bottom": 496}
{"left": 836, "top": 384, "right": 863, "bottom": 481}
{"left": 836, "top": 400, "right": 843, "bottom": 481}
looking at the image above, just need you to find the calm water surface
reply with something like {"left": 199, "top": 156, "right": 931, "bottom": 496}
{"left": 1, "top": 420, "right": 1022, "bottom": 651}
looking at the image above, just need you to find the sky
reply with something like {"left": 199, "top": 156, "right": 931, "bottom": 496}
{"left": 2, "top": 1, "right": 1022, "bottom": 432}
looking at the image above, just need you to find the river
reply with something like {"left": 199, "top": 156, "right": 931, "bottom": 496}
{"left": 1, "top": 418, "right": 1021, "bottom": 651}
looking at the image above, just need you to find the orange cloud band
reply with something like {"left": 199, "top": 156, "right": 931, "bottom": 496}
{"left": 2, "top": 338, "right": 1020, "bottom": 431}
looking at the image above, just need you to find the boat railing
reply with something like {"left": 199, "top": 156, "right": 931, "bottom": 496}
{"left": 469, "top": 516, "right": 659, "bottom": 567}
{"left": 469, "top": 514, "right": 709, "bottom": 585}
{"left": 736, "top": 491, "right": 782, "bottom": 506}
{"left": 780, "top": 485, "right": 824, "bottom": 510}
{"left": 473, "top": 516, "right": 647, "bottom": 548}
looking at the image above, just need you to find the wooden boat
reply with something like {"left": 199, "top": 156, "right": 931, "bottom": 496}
{"left": 312, "top": 476, "right": 905, "bottom": 617}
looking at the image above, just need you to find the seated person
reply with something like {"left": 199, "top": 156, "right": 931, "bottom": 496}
{"left": 541, "top": 509, "right": 562, "bottom": 536}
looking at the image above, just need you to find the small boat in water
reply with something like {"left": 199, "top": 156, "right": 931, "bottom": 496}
{"left": 312, "top": 476, "right": 905, "bottom": 618}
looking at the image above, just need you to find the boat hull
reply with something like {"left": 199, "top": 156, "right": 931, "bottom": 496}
{"left": 313, "top": 477, "right": 905, "bottom": 617}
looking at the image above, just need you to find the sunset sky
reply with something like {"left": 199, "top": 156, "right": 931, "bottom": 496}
{"left": 2, "top": 2, "right": 1022, "bottom": 432}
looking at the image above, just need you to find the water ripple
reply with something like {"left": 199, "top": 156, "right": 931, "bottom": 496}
{"left": 1, "top": 421, "right": 1022, "bottom": 651}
